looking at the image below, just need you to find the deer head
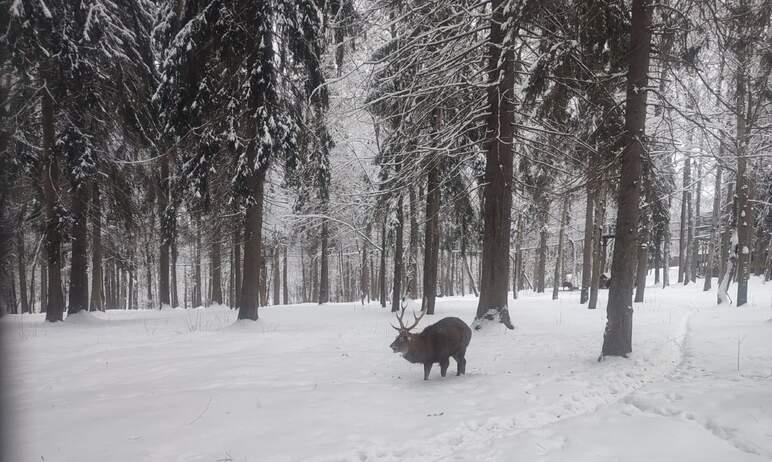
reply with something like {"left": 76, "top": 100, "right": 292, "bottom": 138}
{"left": 389, "top": 301, "right": 426, "bottom": 355}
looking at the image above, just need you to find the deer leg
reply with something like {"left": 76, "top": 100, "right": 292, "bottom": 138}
{"left": 423, "top": 362, "right": 432, "bottom": 380}
{"left": 455, "top": 352, "right": 466, "bottom": 375}
{"left": 440, "top": 358, "right": 449, "bottom": 377}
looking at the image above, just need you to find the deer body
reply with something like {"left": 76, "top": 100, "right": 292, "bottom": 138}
{"left": 391, "top": 315, "right": 472, "bottom": 380}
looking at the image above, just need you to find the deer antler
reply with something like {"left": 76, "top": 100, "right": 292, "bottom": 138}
{"left": 391, "top": 300, "right": 425, "bottom": 331}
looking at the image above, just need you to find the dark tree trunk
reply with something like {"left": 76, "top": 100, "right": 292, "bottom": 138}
{"left": 319, "top": 219, "right": 329, "bottom": 304}
{"left": 693, "top": 157, "right": 702, "bottom": 282}
{"left": 735, "top": 48, "right": 751, "bottom": 307}
{"left": 536, "top": 218, "right": 548, "bottom": 293}
{"left": 475, "top": 0, "right": 515, "bottom": 329}
{"left": 159, "top": 153, "right": 170, "bottom": 309}
{"left": 234, "top": 225, "right": 242, "bottom": 307}
{"left": 581, "top": 174, "right": 595, "bottom": 304}
{"left": 273, "top": 244, "right": 280, "bottom": 305}
{"left": 392, "top": 195, "right": 404, "bottom": 311}
{"left": 634, "top": 218, "right": 649, "bottom": 303}
{"left": 663, "top": 195, "right": 672, "bottom": 288}
{"left": 238, "top": 168, "right": 266, "bottom": 320}
{"left": 704, "top": 161, "right": 722, "bottom": 291}
{"left": 67, "top": 177, "right": 90, "bottom": 316}
{"left": 90, "top": 183, "right": 103, "bottom": 311}
{"left": 513, "top": 216, "right": 523, "bottom": 300}
{"left": 461, "top": 216, "right": 478, "bottom": 297}
{"left": 283, "top": 245, "right": 289, "bottom": 304}
{"left": 601, "top": 0, "right": 651, "bottom": 358}
{"left": 422, "top": 156, "right": 441, "bottom": 314}
{"left": 380, "top": 215, "right": 387, "bottom": 307}
{"left": 210, "top": 226, "right": 223, "bottom": 305}
{"left": 686, "top": 162, "right": 695, "bottom": 284}
{"left": 40, "top": 261, "right": 48, "bottom": 314}
{"left": 653, "top": 232, "right": 661, "bottom": 285}
{"left": 360, "top": 223, "right": 371, "bottom": 304}
{"left": 41, "top": 78, "right": 64, "bottom": 322}
{"left": 553, "top": 197, "right": 569, "bottom": 300}
{"left": 170, "top": 238, "right": 179, "bottom": 307}
{"left": 679, "top": 154, "right": 690, "bottom": 284}
{"left": 16, "top": 207, "right": 29, "bottom": 313}
{"left": 193, "top": 217, "right": 202, "bottom": 307}
{"left": 260, "top": 248, "right": 268, "bottom": 306}
{"left": 408, "top": 186, "right": 419, "bottom": 300}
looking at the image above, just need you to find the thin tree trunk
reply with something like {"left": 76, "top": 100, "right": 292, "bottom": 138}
{"left": 16, "top": 207, "right": 29, "bottom": 313}
{"left": 193, "top": 217, "right": 202, "bottom": 307}
{"left": 553, "top": 196, "right": 569, "bottom": 300}
{"left": 663, "top": 195, "right": 672, "bottom": 287}
{"left": 159, "top": 153, "right": 170, "bottom": 309}
{"left": 283, "top": 245, "right": 289, "bottom": 304}
{"left": 67, "top": 176, "right": 90, "bottom": 316}
{"left": 319, "top": 219, "right": 329, "bottom": 304}
{"left": 589, "top": 181, "right": 607, "bottom": 312}
{"left": 460, "top": 216, "right": 478, "bottom": 297}
{"left": 704, "top": 161, "right": 722, "bottom": 291}
{"left": 653, "top": 232, "right": 661, "bottom": 285}
{"left": 679, "top": 154, "right": 690, "bottom": 284}
{"left": 601, "top": 0, "right": 651, "bottom": 357}
{"left": 235, "top": 225, "right": 242, "bottom": 307}
{"left": 40, "top": 259, "right": 47, "bottom": 313}
{"left": 536, "top": 215, "right": 548, "bottom": 293}
{"left": 735, "top": 46, "right": 751, "bottom": 307}
{"left": 581, "top": 174, "right": 595, "bottom": 304}
{"left": 408, "top": 186, "right": 419, "bottom": 299}
{"left": 90, "top": 183, "right": 103, "bottom": 311}
{"left": 360, "top": 224, "right": 371, "bottom": 304}
{"left": 380, "top": 216, "right": 387, "bottom": 307}
{"left": 422, "top": 153, "right": 441, "bottom": 314}
{"left": 693, "top": 156, "right": 702, "bottom": 282}
{"left": 171, "top": 236, "right": 179, "bottom": 307}
{"left": 391, "top": 194, "right": 404, "bottom": 311}
{"left": 41, "top": 74, "right": 64, "bottom": 322}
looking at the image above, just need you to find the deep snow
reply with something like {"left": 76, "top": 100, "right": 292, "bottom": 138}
{"left": 3, "top": 275, "right": 771, "bottom": 462}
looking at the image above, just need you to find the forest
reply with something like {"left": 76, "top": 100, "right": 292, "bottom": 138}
{"left": 2, "top": 0, "right": 772, "bottom": 461}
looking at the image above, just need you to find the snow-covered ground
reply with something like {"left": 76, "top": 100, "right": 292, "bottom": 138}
{"left": 4, "top": 274, "right": 771, "bottom": 462}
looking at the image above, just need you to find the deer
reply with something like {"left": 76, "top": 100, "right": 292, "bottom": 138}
{"left": 389, "top": 303, "right": 472, "bottom": 380}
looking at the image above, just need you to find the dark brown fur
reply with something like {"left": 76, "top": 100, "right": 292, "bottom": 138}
{"left": 390, "top": 317, "right": 472, "bottom": 380}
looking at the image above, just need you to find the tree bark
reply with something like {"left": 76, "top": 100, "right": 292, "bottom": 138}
{"left": 553, "top": 197, "right": 569, "bottom": 300}
{"left": 380, "top": 214, "right": 387, "bottom": 307}
{"left": 41, "top": 74, "right": 64, "bottom": 322}
{"left": 159, "top": 153, "right": 170, "bottom": 309}
{"left": 601, "top": 0, "right": 651, "bottom": 358}
{"left": 67, "top": 177, "right": 90, "bottom": 316}
{"left": 422, "top": 158, "right": 440, "bottom": 314}
{"left": 735, "top": 47, "right": 751, "bottom": 307}
{"left": 360, "top": 223, "right": 371, "bottom": 304}
{"left": 474, "top": 0, "right": 515, "bottom": 329}
{"left": 170, "top": 236, "right": 179, "bottom": 307}
{"left": 238, "top": 167, "right": 266, "bottom": 320}
{"left": 90, "top": 183, "right": 103, "bottom": 311}
{"left": 408, "top": 186, "right": 419, "bottom": 300}
{"left": 536, "top": 216, "right": 548, "bottom": 293}
{"left": 581, "top": 173, "right": 595, "bottom": 304}
{"left": 392, "top": 195, "right": 404, "bottom": 312}
{"left": 704, "top": 161, "right": 722, "bottom": 291}
{"left": 283, "top": 245, "right": 289, "bottom": 304}
{"left": 589, "top": 180, "right": 607, "bottom": 310}
{"left": 663, "top": 195, "right": 672, "bottom": 287}
{"left": 679, "top": 154, "right": 690, "bottom": 284}
{"left": 319, "top": 219, "right": 329, "bottom": 304}
{"left": 16, "top": 206, "right": 29, "bottom": 313}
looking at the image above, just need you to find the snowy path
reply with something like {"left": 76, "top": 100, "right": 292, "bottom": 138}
{"left": 4, "top": 278, "right": 771, "bottom": 462}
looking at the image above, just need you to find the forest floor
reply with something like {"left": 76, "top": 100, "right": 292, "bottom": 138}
{"left": 4, "top": 274, "right": 772, "bottom": 462}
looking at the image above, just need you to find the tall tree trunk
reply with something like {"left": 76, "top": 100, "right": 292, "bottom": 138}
{"left": 704, "top": 161, "right": 722, "bottom": 292}
{"left": 653, "top": 232, "right": 661, "bottom": 285}
{"left": 408, "top": 185, "right": 419, "bottom": 300}
{"left": 735, "top": 45, "right": 751, "bottom": 307}
{"left": 422, "top": 158, "right": 440, "bottom": 314}
{"left": 686, "top": 161, "right": 695, "bottom": 284}
{"left": 581, "top": 173, "right": 595, "bottom": 304}
{"left": 41, "top": 75, "right": 64, "bottom": 322}
{"left": 392, "top": 195, "right": 404, "bottom": 312}
{"left": 283, "top": 245, "right": 289, "bottom": 304}
{"left": 210, "top": 226, "right": 223, "bottom": 305}
{"left": 380, "top": 215, "right": 387, "bottom": 307}
{"left": 159, "top": 153, "right": 170, "bottom": 309}
{"left": 238, "top": 165, "right": 265, "bottom": 320}
{"left": 663, "top": 195, "right": 672, "bottom": 287}
{"left": 90, "top": 183, "right": 103, "bottom": 311}
{"left": 319, "top": 219, "right": 329, "bottom": 304}
{"left": 601, "top": 0, "right": 651, "bottom": 358}
{"left": 513, "top": 216, "right": 523, "bottom": 300}
{"left": 273, "top": 244, "right": 280, "bottom": 305}
{"left": 193, "top": 217, "right": 202, "bottom": 307}
{"left": 553, "top": 196, "right": 569, "bottom": 300}
{"left": 536, "top": 214, "right": 548, "bottom": 293}
{"left": 234, "top": 225, "right": 242, "bottom": 307}
{"left": 474, "top": 0, "right": 515, "bottom": 329}
{"left": 360, "top": 224, "right": 371, "bottom": 304}
{"left": 67, "top": 176, "right": 90, "bottom": 316}
{"left": 679, "top": 154, "right": 690, "bottom": 284}
{"left": 40, "top": 260, "right": 48, "bottom": 314}
{"left": 170, "top": 238, "right": 179, "bottom": 307}
{"left": 693, "top": 156, "right": 702, "bottom": 282}
{"left": 16, "top": 207, "right": 29, "bottom": 313}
